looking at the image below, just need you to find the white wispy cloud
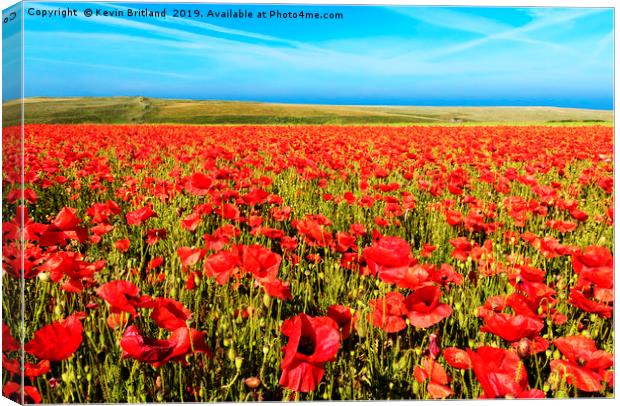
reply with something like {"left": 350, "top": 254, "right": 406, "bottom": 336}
{"left": 25, "top": 56, "right": 194, "bottom": 79}
{"left": 391, "top": 8, "right": 600, "bottom": 63}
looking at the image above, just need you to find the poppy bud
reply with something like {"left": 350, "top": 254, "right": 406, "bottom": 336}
{"left": 38, "top": 272, "right": 51, "bottom": 282}
{"left": 516, "top": 338, "right": 531, "bottom": 359}
{"left": 234, "top": 356, "right": 244, "bottom": 370}
{"left": 155, "top": 376, "right": 162, "bottom": 390}
{"left": 244, "top": 377, "right": 260, "bottom": 389}
{"left": 54, "top": 305, "right": 63, "bottom": 317}
{"left": 227, "top": 347, "right": 236, "bottom": 361}
{"left": 428, "top": 333, "right": 440, "bottom": 360}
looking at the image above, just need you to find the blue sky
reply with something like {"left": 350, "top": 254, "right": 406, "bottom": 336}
{"left": 5, "top": 2, "right": 615, "bottom": 108}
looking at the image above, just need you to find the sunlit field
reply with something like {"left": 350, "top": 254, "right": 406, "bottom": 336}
{"left": 2, "top": 124, "right": 614, "bottom": 402}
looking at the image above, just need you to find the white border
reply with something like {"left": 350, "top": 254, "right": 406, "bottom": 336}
{"left": 0, "top": 1, "right": 617, "bottom": 406}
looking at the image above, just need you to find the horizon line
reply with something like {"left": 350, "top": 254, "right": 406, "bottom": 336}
{"left": 4, "top": 95, "right": 615, "bottom": 111}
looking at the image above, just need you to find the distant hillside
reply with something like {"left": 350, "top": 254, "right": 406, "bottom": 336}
{"left": 2, "top": 97, "right": 613, "bottom": 126}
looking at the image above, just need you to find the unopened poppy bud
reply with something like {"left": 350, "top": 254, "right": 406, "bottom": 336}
{"left": 428, "top": 333, "right": 440, "bottom": 359}
{"left": 38, "top": 272, "right": 51, "bottom": 282}
{"left": 227, "top": 347, "right": 236, "bottom": 361}
{"left": 235, "top": 356, "right": 243, "bottom": 370}
{"left": 516, "top": 338, "right": 531, "bottom": 359}
{"left": 244, "top": 377, "right": 260, "bottom": 389}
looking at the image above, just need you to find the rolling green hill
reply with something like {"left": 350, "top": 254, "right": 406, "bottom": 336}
{"left": 2, "top": 96, "right": 613, "bottom": 126}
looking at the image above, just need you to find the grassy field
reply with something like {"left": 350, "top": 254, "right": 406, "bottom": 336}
{"left": 2, "top": 97, "right": 614, "bottom": 126}
{"left": 2, "top": 124, "right": 614, "bottom": 402}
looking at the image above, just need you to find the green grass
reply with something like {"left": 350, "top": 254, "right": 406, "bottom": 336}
{"left": 2, "top": 97, "right": 614, "bottom": 126}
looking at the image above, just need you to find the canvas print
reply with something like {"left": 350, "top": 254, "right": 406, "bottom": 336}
{"left": 1, "top": 1, "right": 614, "bottom": 403}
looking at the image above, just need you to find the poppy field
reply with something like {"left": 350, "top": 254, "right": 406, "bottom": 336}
{"left": 1, "top": 123, "right": 614, "bottom": 402}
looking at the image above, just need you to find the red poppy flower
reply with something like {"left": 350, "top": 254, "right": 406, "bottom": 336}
{"left": 114, "top": 238, "right": 130, "bottom": 252}
{"left": 550, "top": 335, "right": 613, "bottom": 392}
{"left": 177, "top": 247, "right": 205, "bottom": 269}
{"left": 185, "top": 173, "right": 213, "bottom": 196}
{"left": 261, "top": 279, "right": 292, "bottom": 300}
{"left": 554, "top": 335, "right": 613, "bottom": 371}
{"left": 467, "top": 346, "right": 536, "bottom": 398}
{"left": 120, "top": 325, "right": 211, "bottom": 367}
{"left": 414, "top": 357, "right": 453, "bottom": 399}
{"left": 96, "top": 280, "right": 153, "bottom": 317}
{"left": 271, "top": 206, "right": 292, "bottom": 222}
{"left": 572, "top": 246, "right": 613, "bottom": 291}
{"left": 2, "top": 355, "right": 50, "bottom": 378}
{"left": 572, "top": 246, "right": 613, "bottom": 276}
{"left": 181, "top": 212, "right": 203, "bottom": 231}
{"left": 547, "top": 219, "right": 577, "bottom": 233}
{"left": 369, "top": 292, "right": 407, "bottom": 333}
{"left": 126, "top": 205, "right": 157, "bottom": 226}
{"left": 51, "top": 207, "right": 81, "bottom": 230}
{"left": 164, "top": 326, "right": 212, "bottom": 365}
{"left": 120, "top": 325, "right": 176, "bottom": 364}
{"left": 24, "top": 313, "right": 84, "bottom": 361}
{"left": 362, "top": 236, "right": 415, "bottom": 284}
{"left": 219, "top": 203, "right": 241, "bottom": 221}
{"left": 2, "top": 205, "right": 47, "bottom": 244}
{"left": 568, "top": 289, "right": 612, "bottom": 318}
{"left": 480, "top": 312, "right": 544, "bottom": 343}
{"left": 107, "top": 312, "right": 131, "bottom": 329}
{"left": 414, "top": 357, "right": 450, "bottom": 384}
{"left": 151, "top": 298, "right": 192, "bottom": 331}
{"left": 449, "top": 237, "right": 472, "bottom": 261}
{"left": 442, "top": 347, "right": 472, "bottom": 370}
{"left": 90, "top": 223, "right": 113, "bottom": 236}
{"left": 241, "top": 244, "right": 281, "bottom": 282}
{"left": 204, "top": 248, "right": 241, "bottom": 285}
{"left": 296, "top": 217, "right": 333, "bottom": 247}
{"left": 147, "top": 257, "right": 164, "bottom": 270}
{"left": 38, "top": 207, "right": 88, "bottom": 246}
{"left": 3, "top": 381, "right": 42, "bottom": 404}
{"left": 86, "top": 200, "right": 120, "bottom": 224}
{"left": 326, "top": 305, "right": 356, "bottom": 340}
{"left": 333, "top": 231, "right": 357, "bottom": 253}
{"left": 2, "top": 322, "right": 19, "bottom": 352}
{"left": 279, "top": 313, "right": 340, "bottom": 393}
{"left": 420, "top": 243, "right": 437, "bottom": 258}
{"left": 40, "top": 252, "right": 105, "bottom": 292}
{"left": 445, "top": 209, "right": 464, "bottom": 227}
{"left": 404, "top": 286, "right": 452, "bottom": 329}
{"left": 145, "top": 228, "right": 167, "bottom": 245}
{"left": 431, "top": 264, "right": 463, "bottom": 287}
